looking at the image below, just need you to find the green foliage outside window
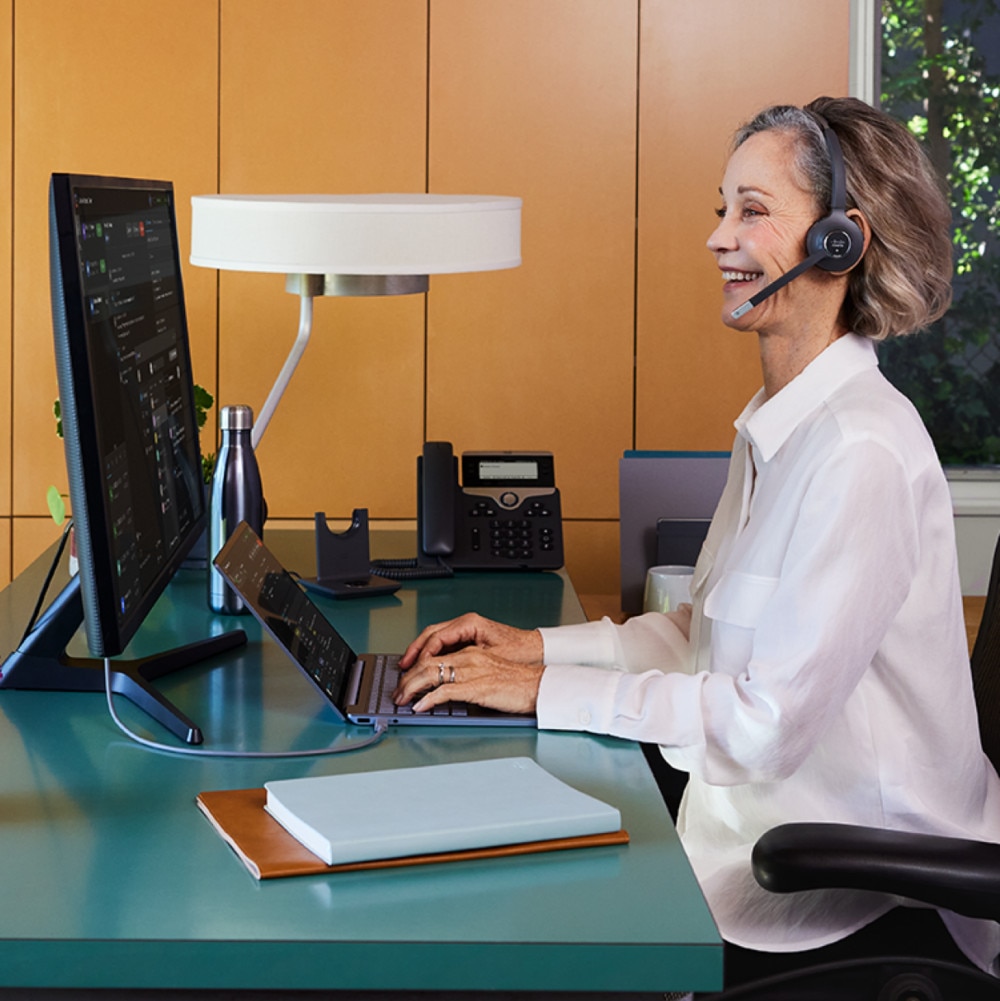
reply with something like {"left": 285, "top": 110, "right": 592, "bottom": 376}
{"left": 877, "top": 0, "right": 1000, "bottom": 465}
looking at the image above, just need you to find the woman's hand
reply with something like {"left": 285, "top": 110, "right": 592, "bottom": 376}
{"left": 398, "top": 613, "right": 543, "bottom": 670}
{"left": 393, "top": 613, "right": 544, "bottom": 715}
{"left": 394, "top": 646, "right": 544, "bottom": 715}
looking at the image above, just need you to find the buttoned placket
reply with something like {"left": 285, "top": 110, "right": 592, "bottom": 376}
{"left": 737, "top": 439, "right": 759, "bottom": 534}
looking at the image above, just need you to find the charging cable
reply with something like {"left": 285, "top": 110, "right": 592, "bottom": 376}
{"left": 103, "top": 657, "right": 388, "bottom": 758}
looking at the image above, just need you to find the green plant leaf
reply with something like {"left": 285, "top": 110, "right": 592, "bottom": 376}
{"left": 46, "top": 485, "right": 66, "bottom": 526}
{"left": 880, "top": 1, "right": 1000, "bottom": 466}
{"left": 193, "top": 384, "right": 214, "bottom": 430}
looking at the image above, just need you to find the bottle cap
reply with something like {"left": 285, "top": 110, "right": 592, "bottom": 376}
{"left": 220, "top": 404, "right": 254, "bottom": 431}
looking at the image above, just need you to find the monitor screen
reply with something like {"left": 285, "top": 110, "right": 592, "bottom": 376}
{"left": 49, "top": 174, "right": 205, "bottom": 656}
{"left": 0, "top": 174, "right": 246, "bottom": 746}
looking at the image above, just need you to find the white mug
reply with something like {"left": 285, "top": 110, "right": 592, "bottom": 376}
{"left": 643, "top": 565, "right": 694, "bottom": 614}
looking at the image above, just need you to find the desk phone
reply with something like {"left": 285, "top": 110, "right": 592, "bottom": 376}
{"left": 374, "top": 442, "right": 564, "bottom": 577}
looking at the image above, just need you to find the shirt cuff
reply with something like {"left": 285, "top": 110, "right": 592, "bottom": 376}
{"left": 538, "top": 619, "right": 620, "bottom": 668}
{"left": 536, "top": 663, "right": 622, "bottom": 731}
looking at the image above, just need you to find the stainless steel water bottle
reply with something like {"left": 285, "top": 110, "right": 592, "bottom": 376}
{"left": 208, "top": 404, "right": 264, "bottom": 614}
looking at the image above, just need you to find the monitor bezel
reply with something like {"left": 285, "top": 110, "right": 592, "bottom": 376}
{"left": 49, "top": 172, "right": 207, "bottom": 658}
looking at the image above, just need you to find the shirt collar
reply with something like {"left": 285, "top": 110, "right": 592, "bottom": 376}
{"left": 734, "top": 333, "right": 878, "bottom": 462}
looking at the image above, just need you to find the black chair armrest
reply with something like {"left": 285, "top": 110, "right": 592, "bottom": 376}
{"left": 752, "top": 822, "right": 1000, "bottom": 920}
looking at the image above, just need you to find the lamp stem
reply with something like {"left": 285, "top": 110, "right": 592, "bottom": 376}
{"left": 251, "top": 293, "right": 314, "bottom": 450}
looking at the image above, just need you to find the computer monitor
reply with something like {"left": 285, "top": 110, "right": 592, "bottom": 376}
{"left": 0, "top": 174, "right": 245, "bottom": 744}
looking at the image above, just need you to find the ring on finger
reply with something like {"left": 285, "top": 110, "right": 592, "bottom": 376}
{"left": 448, "top": 665, "right": 457, "bottom": 684}
{"left": 437, "top": 662, "right": 446, "bottom": 685}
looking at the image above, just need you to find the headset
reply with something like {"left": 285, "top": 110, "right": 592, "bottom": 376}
{"left": 731, "top": 114, "right": 865, "bottom": 320}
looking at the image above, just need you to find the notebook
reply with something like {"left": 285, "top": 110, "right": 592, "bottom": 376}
{"left": 212, "top": 522, "right": 537, "bottom": 728}
{"left": 195, "top": 786, "right": 629, "bottom": 880}
{"left": 263, "top": 757, "right": 623, "bottom": 866}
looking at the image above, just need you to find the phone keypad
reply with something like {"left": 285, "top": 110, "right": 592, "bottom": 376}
{"left": 463, "top": 510, "right": 557, "bottom": 561}
{"left": 490, "top": 520, "right": 533, "bottom": 560}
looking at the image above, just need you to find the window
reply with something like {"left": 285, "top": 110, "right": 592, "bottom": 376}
{"left": 873, "top": 0, "right": 1000, "bottom": 466}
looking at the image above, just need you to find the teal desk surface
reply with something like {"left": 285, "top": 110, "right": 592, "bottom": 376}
{"left": 0, "top": 531, "right": 721, "bottom": 995}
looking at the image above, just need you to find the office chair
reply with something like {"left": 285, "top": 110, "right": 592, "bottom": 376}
{"left": 707, "top": 532, "right": 1000, "bottom": 1001}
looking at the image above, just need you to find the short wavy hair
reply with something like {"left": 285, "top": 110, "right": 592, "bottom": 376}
{"left": 732, "top": 96, "right": 953, "bottom": 341}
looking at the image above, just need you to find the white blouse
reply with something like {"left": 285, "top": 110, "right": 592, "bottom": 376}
{"left": 537, "top": 333, "right": 1000, "bottom": 972}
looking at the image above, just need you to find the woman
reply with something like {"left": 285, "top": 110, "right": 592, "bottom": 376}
{"left": 393, "top": 96, "right": 1000, "bottom": 979}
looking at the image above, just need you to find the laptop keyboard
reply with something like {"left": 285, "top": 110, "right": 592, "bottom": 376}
{"left": 371, "top": 655, "right": 468, "bottom": 717}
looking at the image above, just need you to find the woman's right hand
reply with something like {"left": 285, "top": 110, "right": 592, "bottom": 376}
{"left": 397, "top": 612, "right": 543, "bottom": 671}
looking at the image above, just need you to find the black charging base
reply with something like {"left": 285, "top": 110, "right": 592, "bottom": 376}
{"left": 297, "top": 509, "right": 401, "bottom": 600}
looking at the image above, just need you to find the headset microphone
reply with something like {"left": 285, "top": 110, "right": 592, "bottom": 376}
{"left": 730, "top": 249, "right": 827, "bottom": 319}
{"left": 730, "top": 116, "right": 864, "bottom": 321}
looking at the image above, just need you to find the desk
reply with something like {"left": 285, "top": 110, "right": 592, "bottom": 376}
{"left": 0, "top": 532, "right": 722, "bottom": 996}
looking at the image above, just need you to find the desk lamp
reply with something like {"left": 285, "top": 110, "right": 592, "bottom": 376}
{"left": 189, "top": 193, "right": 522, "bottom": 449}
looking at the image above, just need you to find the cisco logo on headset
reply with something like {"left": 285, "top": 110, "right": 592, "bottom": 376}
{"left": 823, "top": 229, "right": 854, "bottom": 260}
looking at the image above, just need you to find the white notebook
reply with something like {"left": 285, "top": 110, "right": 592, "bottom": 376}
{"left": 263, "top": 756, "right": 622, "bottom": 866}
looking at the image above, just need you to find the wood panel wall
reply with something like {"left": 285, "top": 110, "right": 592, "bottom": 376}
{"left": 0, "top": 0, "right": 9, "bottom": 584}
{"left": 0, "top": 0, "right": 850, "bottom": 595}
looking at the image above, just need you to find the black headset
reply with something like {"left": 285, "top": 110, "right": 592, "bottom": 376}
{"left": 807, "top": 115, "right": 865, "bottom": 272}
{"left": 731, "top": 113, "right": 865, "bottom": 318}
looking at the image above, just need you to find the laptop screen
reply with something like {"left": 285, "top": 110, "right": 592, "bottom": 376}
{"left": 213, "top": 523, "right": 356, "bottom": 709}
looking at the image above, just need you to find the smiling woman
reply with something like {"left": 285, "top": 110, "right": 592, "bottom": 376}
{"left": 392, "top": 96, "right": 1000, "bottom": 989}
{"left": 707, "top": 127, "right": 858, "bottom": 392}
{"left": 710, "top": 102, "right": 952, "bottom": 348}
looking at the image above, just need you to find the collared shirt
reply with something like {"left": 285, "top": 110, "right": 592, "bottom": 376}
{"left": 537, "top": 333, "right": 1000, "bottom": 970}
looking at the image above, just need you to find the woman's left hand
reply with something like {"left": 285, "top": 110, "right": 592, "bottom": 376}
{"left": 393, "top": 647, "right": 544, "bottom": 716}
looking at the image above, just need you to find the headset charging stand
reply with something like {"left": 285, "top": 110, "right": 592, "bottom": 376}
{"left": 297, "top": 510, "right": 401, "bottom": 600}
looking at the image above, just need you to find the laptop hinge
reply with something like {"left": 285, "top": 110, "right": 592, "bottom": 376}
{"left": 346, "top": 659, "right": 364, "bottom": 707}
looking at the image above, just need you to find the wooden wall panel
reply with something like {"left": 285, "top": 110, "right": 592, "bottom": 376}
{"left": 0, "top": 519, "right": 8, "bottom": 589}
{"left": 11, "top": 518, "right": 57, "bottom": 580}
{"left": 11, "top": 0, "right": 219, "bottom": 571}
{"left": 427, "top": 0, "right": 638, "bottom": 521}
{"left": 217, "top": 0, "right": 428, "bottom": 519}
{"left": 562, "top": 519, "right": 620, "bottom": 597}
{"left": 0, "top": 0, "right": 9, "bottom": 544}
{"left": 3, "top": 0, "right": 855, "bottom": 593}
{"left": 636, "top": 0, "right": 852, "bottom": 451}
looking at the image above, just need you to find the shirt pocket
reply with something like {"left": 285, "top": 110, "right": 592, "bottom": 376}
{"left": 703, "top": 571, "right": 780, "bottom": 670}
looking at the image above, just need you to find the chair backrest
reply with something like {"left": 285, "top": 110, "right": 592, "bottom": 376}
{"left": 970, "top": 532, "right": 1000, "bottom": 774}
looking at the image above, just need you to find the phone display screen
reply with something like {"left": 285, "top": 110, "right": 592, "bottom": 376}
{"left": 478, "top": 460, "right": 538, "bottom": 481}
{"left": 461, "top": 452, "right": 555, "bottom": 488}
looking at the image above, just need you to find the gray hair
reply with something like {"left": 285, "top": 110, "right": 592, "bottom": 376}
{"left": 732, "top": 97, "right": 953, "bottom": 340}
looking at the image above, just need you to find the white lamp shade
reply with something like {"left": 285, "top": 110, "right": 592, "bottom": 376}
{"left": 189, "top": 193, "right": 521, "bottom": 275}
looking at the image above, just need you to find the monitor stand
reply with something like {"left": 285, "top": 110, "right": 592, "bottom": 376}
{"left": 0, "top": 575, "right": 246, "bottom": 745}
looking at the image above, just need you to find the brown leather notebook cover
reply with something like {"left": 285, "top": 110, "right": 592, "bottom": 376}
{"left": 197, "top": 787, "right": 629, "bottom": 880}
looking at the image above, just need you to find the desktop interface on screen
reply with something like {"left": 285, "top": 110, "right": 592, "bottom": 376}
{"left": 65, "top": 180, "right": 205, "bottom": 643}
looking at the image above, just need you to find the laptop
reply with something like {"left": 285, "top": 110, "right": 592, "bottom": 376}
{"left": 212, "top": 522, "right": 536, "bottom": 728}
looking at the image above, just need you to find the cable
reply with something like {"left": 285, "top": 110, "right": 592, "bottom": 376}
{"left": 20, "top": 519, "right": 74, "bottom": 645}
{"left": 369, "top": 557, "right": 454, "bottom": 580}
{"left": 103, "top": 657, "right": 389, "bottom": 758}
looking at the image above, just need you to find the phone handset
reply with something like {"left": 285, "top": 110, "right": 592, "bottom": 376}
{"left": 419, "top": 441, "right": 457, "bottom": 557}
{"left": 369, "top": 442, "right": 457, "bottom": 580}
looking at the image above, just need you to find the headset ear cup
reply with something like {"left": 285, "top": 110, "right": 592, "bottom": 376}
{"left": 807, "top": 209, "right": 865, "bottom": 272}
